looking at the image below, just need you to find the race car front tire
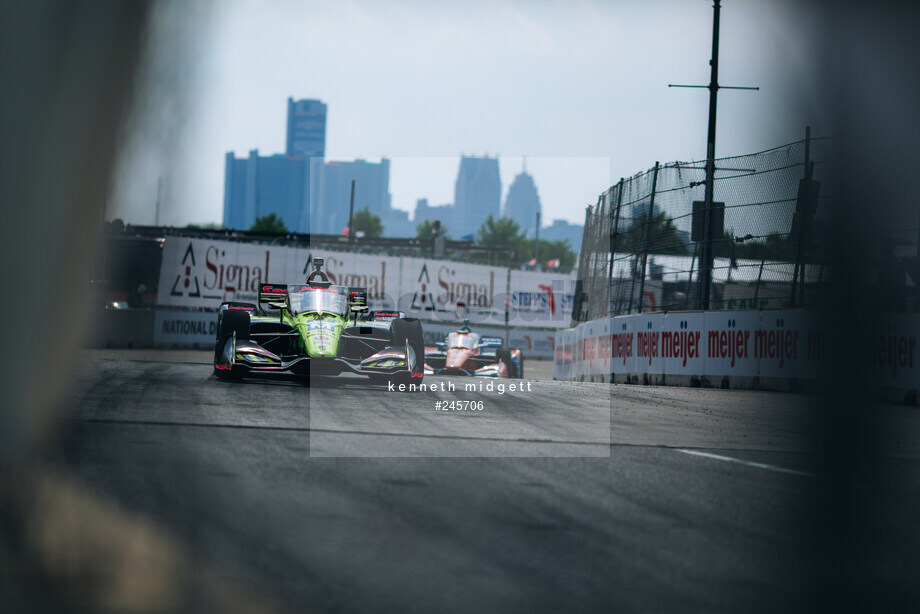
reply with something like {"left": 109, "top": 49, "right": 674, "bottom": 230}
{"left": 497, "top": 348, "right": 520, "bottom": 378}
{"left": 389, "top": 318, "right": 424, "bottom": 386}
{"left": 214, "top": 310, "right": 250, "bottom": 380}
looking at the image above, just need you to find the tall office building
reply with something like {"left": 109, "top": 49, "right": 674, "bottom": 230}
{"left": 541, "top": 219, "right": 585, "bottom": 253}
{"left": 286, "top": 98, "right": 327, "bottom": 158}
{"left": 452, "top": 155, "right": 501, "bottom": 239}
{"left": 223, "top": 150, "right": 312, "bottom": 232}
{"left": 315, "top": 159, "right": 392, "bottom": 235}
{"left": 223, "top": 97, "right": 327, "bottom": 233}
{"left": 503, "top": 170, "right": 542, "bottom": 237}
{"left": 414, "top": 198, "right": 454, "bottom": 229}
{"left": 380, "top": 208, "right": 411, "bottom": 238}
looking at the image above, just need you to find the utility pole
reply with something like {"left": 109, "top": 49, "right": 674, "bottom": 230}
{"left": 155, "top": 176, "right": 162, "bottom": 226}
{"left": 669, "top": 0, "right": 758, "bottom": 310}
{"left": 699, "top": 0, "right": 721, "bottom": 311}
{"left": 347, "top": 179, "right": 356, "bottom": 243}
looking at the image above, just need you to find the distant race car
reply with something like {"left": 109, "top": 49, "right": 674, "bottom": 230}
{"left": 424, "top": 321, "right": 524, "bottom": 378}
{"left": 213, "top": 258, "right": 424, "bottom": 385}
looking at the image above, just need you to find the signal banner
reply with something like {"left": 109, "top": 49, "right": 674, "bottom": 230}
{"left": 397, "top": 256, "right": 505, "bottom": 323}
{"left": 157, "top": 239, "right": 402, "bottom": 311}
{"left": 309, "top": 252, "right": 399, "bottom": 311}
{"left": 157, "top": 238, "right": 297, "bottom": 307}
{"left": 158, "top": 238, "right": 575, "bottom": 328}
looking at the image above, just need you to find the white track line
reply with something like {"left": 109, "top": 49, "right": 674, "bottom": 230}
{"left": 676, "top": 449, "right": 816, "bottom": 478}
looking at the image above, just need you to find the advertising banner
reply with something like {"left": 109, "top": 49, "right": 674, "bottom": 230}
{"left": 703, "top": 311, "right": 761, "bottom": 378}
{"left": 594, "top": 318, "right": 616, "bottom": 376}
{"left": 397, "top": 256, "right": 506, "bottom": 324}
{"left": 555, "top": 309, "right": 838, "bottom": 385}
{"left": 576, "top": 319, "right": 597, "bottom": 378}
{"left": 153, "top": 310, "right": 218, "bottom": 346}
{"left": 508, "top": 271, "right": 577, "bottom": 329}
{"left": 630, "top": 313, "right": 666, "bottom": 376}
{"left": 157, "top": 238, "right": 301, "bottom": 308}
{"left": 158, "top": 239, "right": 575, "bottom": 329}
{"left": 609, "top": 315, "right": 636, "bottom": 376}
{"left": 314, "top": 251, "right": 399, "bottom": 311}
{"left": 554, "top": 328, "right": 576, "bottom": 381}
{"left": 872, "top": 312, "right": 920, "bottom": 390}
{"left": 757, "top": 310, "right": 819, "bottom": 380}
{"left": 661, "top": 312, "right": 706, "bottom": 376}
{"left": 157, "top": 239, "right": 401, "bottom": 311}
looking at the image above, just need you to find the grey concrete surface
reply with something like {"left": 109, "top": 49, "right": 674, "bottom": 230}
{"left": 45, "top": 350, "right": 920, "bottom": 613}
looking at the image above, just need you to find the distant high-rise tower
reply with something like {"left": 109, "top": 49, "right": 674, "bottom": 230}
{"left": 223, "top": 149, "right": 311, "bottom": 232}
{"left": 286, "top": 98, "right": 327, "bottom": 158}
{"left": 503, "top": 166, "right": 542, "bottom": 238}
{"left": 452, "top": 155, "right": 501, "bottom": 239}
{"left": 315, "top": 159, "right": 391, "bottom": 235}
{"left": 222, "top": 97, "right": 326, "bottom": 233}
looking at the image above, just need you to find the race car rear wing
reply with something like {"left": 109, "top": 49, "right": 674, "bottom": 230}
{"left": 348, "top": 287, "right": 368, "bottom": 311}
{"left": 479, "top": 337, "right": 504, "bottom": 348}
{"left": 259, "top": 284, "right": 288, "bottom": 310}
{"left": 367, "top": 311, "right": 405, "bottom": 322}
{"left": 218, "top": 302, "right": 258, "bottom": 316}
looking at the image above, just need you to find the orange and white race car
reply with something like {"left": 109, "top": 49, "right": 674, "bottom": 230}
{"left": 423, "top": 321, "right": 524, "bottom": 378}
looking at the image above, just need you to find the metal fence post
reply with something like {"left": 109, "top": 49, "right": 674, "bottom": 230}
{"left": 608, "top": 179, "right": 624, "bottom": 315}
{"left": 637, "top": 162, "right": 660, "bottom": 314}
{"left": 684, "top": 247, "right": 697, "bottom": 310}
{"left": 791, "top": 127, "right": 810, "bottom": 306}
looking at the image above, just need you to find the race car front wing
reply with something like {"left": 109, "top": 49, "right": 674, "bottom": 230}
{"left": 216, "top": 334, "right": 419, "bottom": 377}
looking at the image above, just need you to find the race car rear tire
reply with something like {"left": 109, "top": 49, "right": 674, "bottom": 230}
{"left": 214, "top": 310, "right": 250, "bottom": 380}
{"left": 515, "top": 351, "right": 525, "bottom": 379}
{"left": 497, "top": 348, "right": 520, "bottom": 378}
{"left": 390, "top": 318, "right": 424, "bottom": 386}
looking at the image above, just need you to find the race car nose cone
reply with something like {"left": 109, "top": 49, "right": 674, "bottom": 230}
{"left": 297, "top": 318, "right": 341, "bottom": 357}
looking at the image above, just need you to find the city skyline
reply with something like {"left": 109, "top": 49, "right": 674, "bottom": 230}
{"left": 107, "top": 0, "right": 818, "bottom": 231}
{"left": 224, "top": 93, "right": 592, "bottom": 238}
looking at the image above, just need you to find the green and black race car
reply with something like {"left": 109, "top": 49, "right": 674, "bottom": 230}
{"left": 213, "top": 258, "right": 424, "bottom": 385}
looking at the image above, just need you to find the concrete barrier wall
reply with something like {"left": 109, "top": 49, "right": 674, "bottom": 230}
{"left": 85, "top": 308, "right": 157, "bottom": 349}
{"left": 555, "top": 310, "right": 919, "bottom": 403}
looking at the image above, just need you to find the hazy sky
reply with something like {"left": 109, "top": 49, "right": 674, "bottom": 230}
{"left": 110, "top": 0, "right": 820, "bottom": 229}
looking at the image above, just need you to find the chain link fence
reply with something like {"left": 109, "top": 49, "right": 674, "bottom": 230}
{"left": 573, "top": 135, "right": 837, "bottom": 323}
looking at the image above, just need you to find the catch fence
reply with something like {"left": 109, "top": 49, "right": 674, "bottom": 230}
{"left": 573, "top": 135, "right": 835, "bottom": 323}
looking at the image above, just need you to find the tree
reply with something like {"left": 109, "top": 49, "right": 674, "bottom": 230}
{"left": 536, "top": 239, "right": 577, "bottom": 273}
{"left": 185, "top": 222, "right": 225, "bottom": 230}
{"left": 477, "top": 215, "right": 525, "bottom": 248}
{"left": 351, "top": 207, "right": 383, "bottom": 238}
{"left": 249, "top": 213, "right": 287, "bottom": 234}
{"left": 621, "top": 210, "right": 689, "bottom": 255}
{"left": 416, "top": 219, "right": 448, "bottom": 239}
{"left": 475, "top": 216, "right": 526, "bottom": 267}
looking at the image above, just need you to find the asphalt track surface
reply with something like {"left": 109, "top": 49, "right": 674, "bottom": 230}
{"left": 49, "top": 350, "right": 920, "bottom": 613}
